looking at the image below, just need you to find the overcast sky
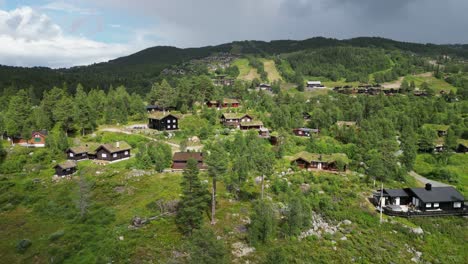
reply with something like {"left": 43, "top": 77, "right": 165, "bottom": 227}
{"left": 1, "top": 0, "right": 467, "bottom": 68}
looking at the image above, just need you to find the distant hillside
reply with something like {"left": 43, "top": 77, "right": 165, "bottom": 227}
{"left": 1, "top": 37, "right": 467, "bottom": 97}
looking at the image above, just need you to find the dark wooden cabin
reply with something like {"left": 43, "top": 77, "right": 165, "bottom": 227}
{"left": 172, "top": 152, "right": 207, "bottom": 170}
{"left": 291, "top": 151, "right": 349, "bottom": 172}
{"left": 221, "top": 113, "right": 253, "bottom": 128}
{"left": 54, "top": 161, "right": 77, "bottom": 177}
{"left": 148, "top": 113, "right": 179, "bottom": 131}
{"left": 375, "top": 184, "right": 466, "bottom": 215}
{"left": 95, "top": 141, "right": 131, "bottom": 162}
{"left": 66, "top": 144, "right": 99, "bottom": 161}
{"left": 457, "top": 140, "right": 468, "bottom": 153}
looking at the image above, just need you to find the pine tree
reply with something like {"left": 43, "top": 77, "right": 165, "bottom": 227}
{"left": 74, "top": 84, "right": 92, "bottom": 136}
{"left": 205, "top": 143, "right": 228, "bottom": 225}
{"left": 150, "top": 80, "right": 175, "bottom": 111}
{"left": 5, "top": 89, "right": 32, "bottom": 138}
{"left": 176, "top": 159, "right": 209, "bottom": 236}
{"left": 248, "top": 200, "right": 276, "bottom": 245}
{"left": 46, "top": 123, "right": 69, "bottom": 154}
{"left": 186, "top": 228, "right": 229, "bottom": 264}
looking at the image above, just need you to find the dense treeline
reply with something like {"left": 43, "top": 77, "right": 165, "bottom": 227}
{"left": 0, "top": 84, "right": 146, "bottom": 139}
{"left": 286, "top": 47, "right": 392, "bottom": 82}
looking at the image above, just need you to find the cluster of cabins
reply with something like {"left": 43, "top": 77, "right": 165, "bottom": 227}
{"left": 220, "top": 113, "right": 270, "bottom": 138}
{"left": 55, "top": 148, "right": 208, "bottom": 177}
{"left": 374, "top": 183, "right": 466, "bottom": 217}
{"left": 333, "top": 85, "right": 402, "bottom": 96}
{"left": 55, "top": 141, "right": 132, "bottom": 176}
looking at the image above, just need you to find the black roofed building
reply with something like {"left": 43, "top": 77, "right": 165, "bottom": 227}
{"left": 54, "top": 161, "right": 77, "bottom": 177}
{"left": 374, "top": 183, "right": 466, "bottom": 217}
{"left": 172, "top": 152, "right": 207, "bottom": 171}
{"left": 66, "top": 144, "right": 95, "bottom": 161}
{"left": 148, "top": 113, "right": 179, "bottom": 131}
{"left": 95, "top": 141, "right": 132, "bottom": 163}
{"left": 407, "top": 184, "right": 465, "bottom": 211}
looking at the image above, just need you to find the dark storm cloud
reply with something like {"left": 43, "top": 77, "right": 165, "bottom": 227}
{"left": 328, "top": 0, "right": 413, "bottom": 17}
{"left": 83, "top": 0, "right": 468, "bottom": 46}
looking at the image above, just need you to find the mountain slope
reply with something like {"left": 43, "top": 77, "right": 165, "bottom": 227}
{"left": 0, "top": 37, "right": 467, "bottom": 97}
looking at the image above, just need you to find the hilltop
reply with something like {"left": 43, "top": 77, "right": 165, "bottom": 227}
{"left": 1, "top": 36, "right": 467, "bottom": 96}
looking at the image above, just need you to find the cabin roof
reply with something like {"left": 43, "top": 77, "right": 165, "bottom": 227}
{"left": 223, "top": 98, "right": 239, "bottom": 104}
{"left": 148, "top": 113, "right": 179, "bottom": 120}
{"left": 222, "top": 113, "right": 251, "bottom": 119}
{"left": 408, "top": 187, "right": 464, "bottom": 203}
{"left": 33, "top": 130, "right": 48, "bottom": 136}
{"left": 291, "top": 151, "right": 349, "bottom": 164}
{"left": 68, "top": 146, "right": 89, "bottom": 154}
{"left": 55, "top": 160, "right": 77, "bottom": 170}
{"left": 240, "top": 121, "right": 264, "bottom": 127}
{"left": 458, "top": 139, "right": 468, "bottom": 147}
{"left": 67, "top": 143, "right": 100, "bottom": 154}
{"left": 383, "top": 189, "right": 410, "bottom": 197}
{"left": 97, "top": 141, "right": 131, "bottom": 153}
{"left": 173, "top": 152, "right": 203, "bottom": 162}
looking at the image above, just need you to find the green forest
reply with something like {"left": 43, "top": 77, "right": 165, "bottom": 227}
{"left": 1, "top": 37, "right": 467, "bottom": 263}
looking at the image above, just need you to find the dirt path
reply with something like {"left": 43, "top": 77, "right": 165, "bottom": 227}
{"left": 409, "top": 171, "right": 452, "bottom": 187}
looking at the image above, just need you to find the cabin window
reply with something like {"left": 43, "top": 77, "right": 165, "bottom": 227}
{"left": 433, "top": 203, "right": 439, "bottom": 208}
{"left": 173, "top": 125, "right": 176, "bottom": 129}
{"left": 168, "top": 119, "right": 171, "bottom": 123}
{"left": 454, "top": 202, "right": 461, "bottom": 208}
{"left": 70, "top": 153, "right": 74, "bottom": 157}
{"left": 124, "top": 151, "right": 129, "bottom": 155}
{"left": 102, "top": 153, "right": 107, "bottom": 158}
{"left": 167, "top": 125, "right": 171, "bottom": 129}
{"left": 425, "top": 203, "right": 432, "bottom": 208}
{"left": 34, "top": 137, "right": 41, "bottom": 142}
{"left": 113, "top": 153, "right": 117, "bottom": 158}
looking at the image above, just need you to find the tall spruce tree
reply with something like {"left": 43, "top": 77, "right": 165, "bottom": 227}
{"left": 5, "top": 89, "right": 32, "bottom": 138}
{"left": 176, "top": 159, "right": 209, "bottom": 236}
{"left": 205, "top": 143, "right": 228, "bottom": 225}
{"left": 248, "top": 200, "right": 277, "bottom": 245}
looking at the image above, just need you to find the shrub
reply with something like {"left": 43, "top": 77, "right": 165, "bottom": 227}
{"left": 16, "top": 239, "right": 32, "bottom": 253}
{"left": 49, "top": 230, "right": 65, "bottom": 242}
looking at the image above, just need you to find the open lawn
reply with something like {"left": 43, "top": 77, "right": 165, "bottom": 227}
{"left": 232, "top": 58, "right": 260, "bottom": 81}
{"left": 414, "top": 153, "right": 468, "bottom": 196}
{"left": 404, "top": 73, "right": 457, "bottom": 93}
{"left": 261, "top": 59, "right": 282, "bottom": 82}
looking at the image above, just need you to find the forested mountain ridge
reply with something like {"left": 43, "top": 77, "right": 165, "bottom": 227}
{"left": 1, "top": 37, "right": 467, "bottom": 97}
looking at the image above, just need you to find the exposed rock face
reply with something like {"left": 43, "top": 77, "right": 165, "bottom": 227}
{"left": 299, "top": 212, "right": 338, "bottom": 240}
{"left": 411, "top": 227, "right": 424, "bottom": 235}
{"left": 231, "top": 242, "right": 255, "bottom": 258}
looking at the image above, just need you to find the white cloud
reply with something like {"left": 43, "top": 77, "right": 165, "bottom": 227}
{"left": 0, "top": 7, "right": 134, "bottom": 68}
{"left": 41, "top": 1, "right": 98, "bottom": 15}
{"left": 109, "top": 24, "right": 121, "bottom": 28}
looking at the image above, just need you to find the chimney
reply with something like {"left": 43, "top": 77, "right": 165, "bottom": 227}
{"left": 116, "top": 142, "right": 120, "bottom": 148}
{"left": 425, "top": 183, "right": 432, "bottom": 191}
